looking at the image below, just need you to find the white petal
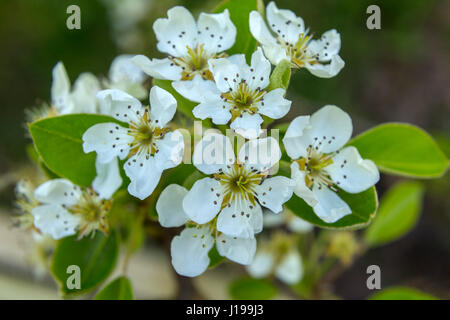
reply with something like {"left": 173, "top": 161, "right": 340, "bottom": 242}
{"left": 197, "top": 9, "right": 236, "bottom": 54}
{"left": 192, "top": 132, "right": 235, "bottom": 174}
{"left": 172, "top": 76, "right": 221, "bottom": 103}
{"left": 238, "top": 137, "right": 281, "bottom": 173}
{"left": 217, "top": 198, "right": 263, "bottom": 239}
{"left": 31, "top": 204, "right": 80, "bottom": 240}
{"left": 149, "top": 86, "right": 177, "bottom": 127}
{"left": 209, "top": 57, "right": 242, "bottom": 93}
{"left": 131, "top": 55, "right": 182, "bottom": 81}
{"left": 216, "top": 234, "right": 256, "bottom": 265}
{"left": 192, "top": 100, "right": 232, "bottom": 125}
{"left": 70, "top": 72, "right": 100, "bottom": 114}
{"left": 312, "top": 185, "right": 351, "bottom": 223}
{"left": 34, "top": 179, "right": 81, "bottom": 206}
{"left": 282, "top": 115, "right": 311, "bottom": 159}
{"left": 326, "top": 146, "right": 380, "bottom": 193}
{"left": 255, "top": 176, "right": 295, "bottom": 213}
{"left": 124, "top": 153, "right": 163, "bottom": 200}
{"left": 249, "top": 11, "right": 278, "bottom": 47}
{"left": 307, "top": 29, "right": 341, "bottom": 62}
{"left": 257, "top": 88, "right": 291, "bottom": 119}
{"left": 109, "top": 54, "right": 146, "bottom": 84}
{"left": 245, "top": 48, "right": 271, "bottom": 90}
{"left": 247, "top": 250, "right": 275, "bottom": 278}
{"left": 262, "top": 44, "right": 290, "bottom": 66}
{"left": 305, "top": 54, "right": 345, "bottom": 78}
{"left": 154, "top": 130, "right": 185, "bottom": 170}
{"left": 156, "top": 184, "right": 189, "bottom": 228}
{"left": 290, "top": 161, "right": 317, "bottom": 206}
{"left": 96, "top": 89, "right": 142, "bottom": 123}
{"left": 92, "top": 157, "right": 122, "bottom": 199}
{"left": 307, "top": 105, "right": 352, "bottom": 154}
{"left": 170, "top": 226, "right": 214, "bottom": 277}
{"left": 153, "top": 6, "right": 197, "bottom": 57}
{"left": 182, "top": 178, "right": 224, "bottom": 224}
{"left": 230, "top": 113, "right": 264, "bottom": 140}
{"left": 82, "top": 122, "right": 132, "bottom": 163}
{"left": 275, "top": 250, "right": 303, "bottom": 285}
{"left": 51, "top": 62, "right": 71, "bottom": 114}
{"left": 266, "top": 2, "right": 305, "bottom": 44}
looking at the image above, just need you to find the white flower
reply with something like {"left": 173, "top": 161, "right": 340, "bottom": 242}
{"left": 30, "top": 179, "right": 112, "bottom": 240}
{"left": 183, "top": 132, "right": 295, "bottom": 239}
{"left": 132, "top": 6, "right": 236, "bottom": 84}
{"left": 249, "top": 2, "right": 345, "bottom": 78}
{"left": 263, "top": 207, "right": 314, "bottom": 233}
{"left": 157, "top": 184, "right": 257, "bottom": 277}
{"left": 104, "top": 55, "right": 148, "bottom": 100}
{"left": 51, "top": 62, "right": 101, "bottom": 114}
{"left": 82, "top": 86, "right": 185, "bottom": 200}
{"left": 282, "top": 105, "right": 380, "bottom": 223}
{"left": 174, "top": 48, "right": 291, "bottom": 139}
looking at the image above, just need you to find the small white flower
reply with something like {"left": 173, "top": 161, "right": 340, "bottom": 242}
{"left": 283, "top": 105, "right": 380, "bottom": 223}
{"left": 157, "top": 184, "right": 256, "bottom": 277}
{"left": 263, "top": 207, "right": 314, "bottom": 233}
{"left": 174, "top": 48, "right": 291, "bottom": 139}
{"left": 183, "top": 132, "right": 294, "bottom": 239}
{"left": 51, "top": 62, "right": 101, "bottom": 114}
{"left": 104, "top": 55, "right": 148, "bottom": 100}
{"left": 82, "top": 86, "right": 185, "bottom": 200}
{"left": 30, "top": 179, "right": 112, "bottom": 240}
{"left": 132, "top": 6, "right": 236, "bottom": 84}
{"left": 249, "top": 2, "right": 345, "bottom": 78}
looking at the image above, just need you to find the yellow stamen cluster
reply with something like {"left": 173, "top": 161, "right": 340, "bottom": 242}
{"left": 222, "top": 83, "right": 266, "bottom": 121}
{"left": 296, "top": 145, "right": 334, "bottom": 189}
{"left": 279, "top": 33, "right": 319, "bottom": 68}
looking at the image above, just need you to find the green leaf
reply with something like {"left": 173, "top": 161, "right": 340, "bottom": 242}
{"left": 370, "top": 286, "right": 437, "bottom": 300}
{"left": 364, "top": 181, "right": 424, "bottom": 247}
{"left": 51, "top": 231, "right": 119, "bottom": 297}
{"left": 348, "top": 123, "right": 449, "bottom": 178}
{"left": 153, "top": 79, "right": 196, "bottom": 120}
{"left": 208, "top": 245, "right": 225, "bottom": 269}
{"left": 94, "top": 276, "right": 134, "bottom": 300}
{"left": 229, "top": 277, "right": 277, "bottom": 300}
{"left": 29, "top": 114, "right": 122, "bottom": 186}
{"left": 285, "top": 187, "right": 378, "bottom": 229}
{"left": 214, "top": 0, "right": 264, "bottom": 61}
{"left": 267, "top": 60, "right": 291, "bottom": 91}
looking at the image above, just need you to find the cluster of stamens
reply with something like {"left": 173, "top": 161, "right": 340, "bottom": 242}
{"left": 278, "top": 32, "right": 320, "bottom": 68}
{"left": 221, "top": 82, "right": 266, "bottom": 121}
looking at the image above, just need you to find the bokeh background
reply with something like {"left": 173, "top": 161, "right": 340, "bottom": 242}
{"left": 0, "top": 0, "right": 448, "bottom": 299}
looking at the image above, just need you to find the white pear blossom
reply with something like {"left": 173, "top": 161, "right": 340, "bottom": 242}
{"left": 132, "top": 6, "right": 236, "bottom": 85}
{"left": 249, "top": 2, "right": 345, "bottom": 78}
{"left": 51, "top": 61, "right": 101, "bottom": 114}
{"left": 82, "top": 86, "right": 185, "bottom": 200}
{"left": 174, "top": 48, "right": 291, "bottom": 139}
{"left": 182, "top": 132, "right": 294, "bottom": 240}
{"left": 157, "top": 184, "right": 257, "bottom": 277}
{"left": 104, "top": 55, "right": 148, "bottom": 100}
{"left": 283, "top": 105, "right": 380, "bottom": 223}
{"left": 30, "top": 179, "right": 113, "bottom": 240}
{"left": 263, "top": 207, "right": 314, "bottom": 233}
{"left": 247, "top": 233, "right": 303, "bottom": 285}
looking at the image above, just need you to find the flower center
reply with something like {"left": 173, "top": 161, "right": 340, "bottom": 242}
{"left": 222, "top": 83, "right": 266, "bottom": 121}
{"left": 278, "top": 33, "right": 319, "bottom": 68}
{"left": 296, "top": 145, "right": 334, "bottom": 189}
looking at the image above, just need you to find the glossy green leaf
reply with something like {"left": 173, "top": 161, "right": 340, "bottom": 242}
{"left": 94, "top": 276, "right": 134, "bottom": 300}
{"left": 348, "top": 123, "right": 448, "bottom": 178}
{"left": 29, "top": 114, "right": 122, "bottom": 186}
{"left": 267, "top": 59, "right": 291, "bottom": 91}
{"left": 285, "top": 187, "right": 378, "bottom": 229}
{"left": 370, "top": 286, "right": 437, "bottom": 300}
{"left": 214, "top": 0, "right": 264, "bottom": 61}
{"left": 52, "top": 231, "right": 119, "bottom": 296}
{"left": 153, "top": 79, "right": 196, "bottom": 120}
{"left": 229, "top": 277, "right": 277, "bottom": 300}
{"left": 365, "top": 181, "right": 424, "bottom": 247}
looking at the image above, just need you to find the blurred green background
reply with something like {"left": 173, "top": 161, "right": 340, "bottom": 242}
{"left": 0, "top": 0, "right": 448, "bottom": 299}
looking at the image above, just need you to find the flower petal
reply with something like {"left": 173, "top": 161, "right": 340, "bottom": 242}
{"left": 238, "top": 137, "right": 281, "bottom": 173}
{"left": 170, "top": 226, "right": 214, "bottom": 277}
{"left": 305, "top": 54, "right": 345, "bottom": 78}
{"left": 326, "top": 146, "right": 380, "bottom": 193}
{"left": 156, "top": 184, "right": 189, "bottom": 228}
{"left": 230, "top": 113, "right": 264, "bottom": 140}
{"left": 209, "top": 57, "right": 242, "bottom": 93}
{"left": 246, "top": 48, "right": 271, "bottom": 91}
{"left": 34, "top": 179, "right": 81, "bottom": 206}
{"left": 255, "top": 176, "right": 295, "bottom": 213}
{"left": 31, "top": 204, "right": 80, "bottom": 240}
{"left": 154, "top": 130, "right": 185, "bottom": 170}
{"left": 131, "top": 55, "right": 182, "bottom": 81}
{"left": 124, "top": 153, "right": 163, "bottom": 200}
{"left": 249, "top": 11, "right": 278, "bottom": 48}
{"left": 153, "top": 6, "right": 197, "bottom": 57}
{"left": 96, "top": 89, "right": 142, "bottom": 123}
{"left": 290, "top": 161, "right": 317, "bottom": 206}
{"left": 282, "top": 115, "right": 312, "bottom": 159}
{"left": 217, "top": 198, "right": 263, "bottom": 239}
{"left": 51, "top": 62, "right": 73, "bottom": 114}
{"left": 275, "top": 250, "right": 303, "bottom": 284}
{"left": 216, "top": 234, "right": 256, "bottom": 265}
{"left": 192, "top": 100, "right": 232, "bottom": 125}
{"left": 266, "top": 1, "right": 305, "bottom": 44}
{"left": 182, "top": 177, "right": 224, "bottom": 224}
{"left": 92, "top": 157, "right": 122, "bottom": 199}
{"left": 82, "top": 122, "right": 132, "bottom": 163}
{"left": 312, "top": 185, "right": 351, "bottom": 223}
{"left": 109, "top": 54, "right": 147, "bottom": 85}
{"left": 307, "top": 29, "right": 341, "bottom": 62}
{"left": 257, "top": 88, "right": 291, "bottom": 119}
{"left": 70, "top": 72, "right": 100, "bottom": 114}
{"left": 149, "top": 86, "right": 177, "bottom": 127}
{"left": 192, "top": 132, "right": 235, "bottom": 174}
{"left": 246, "top": 250, "right": 275, "bottom": 278}
{"left": 172, "top": 75, "right": 221, "bottom": 103}
{"left": 197, "top": 9, "right": 236, "bottom": 53}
